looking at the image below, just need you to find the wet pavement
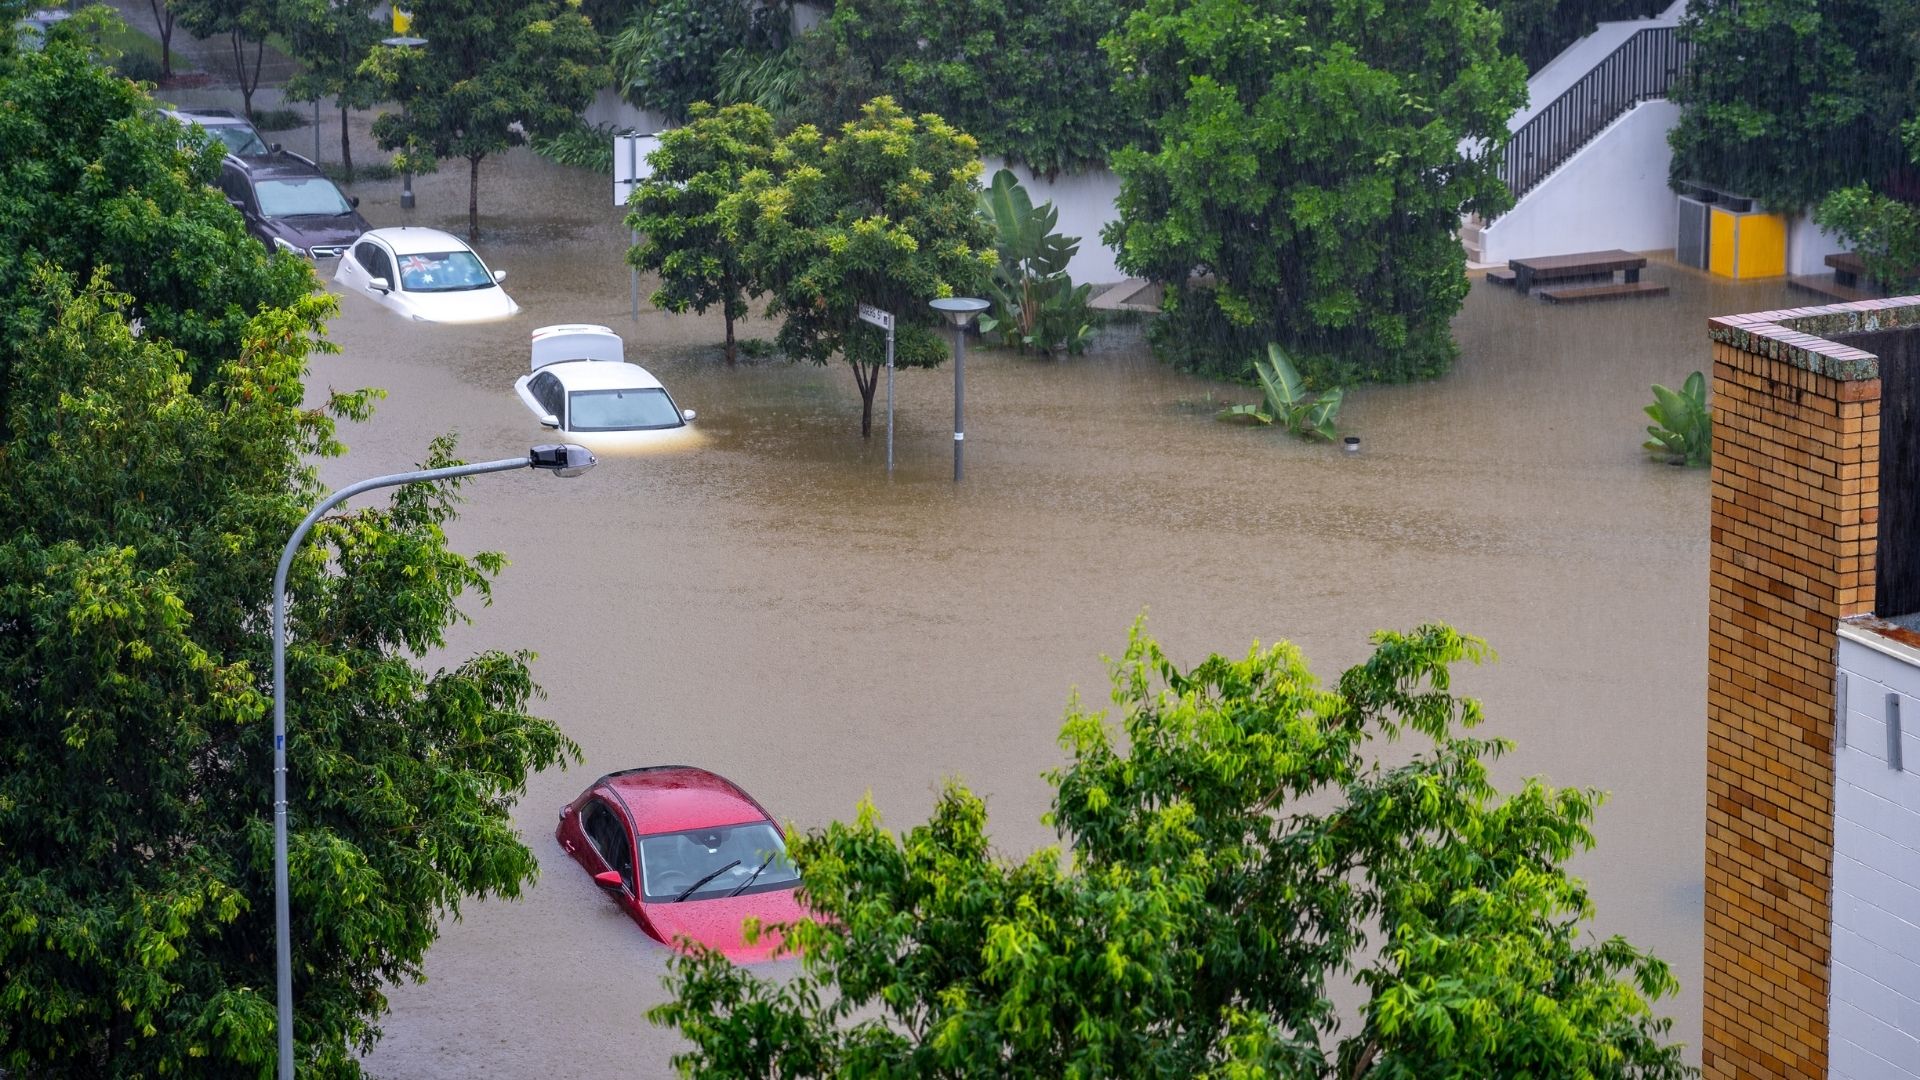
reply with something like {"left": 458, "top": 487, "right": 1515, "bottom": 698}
{"left": 235, "top": 131, "right": 1809, "bottom": 1075}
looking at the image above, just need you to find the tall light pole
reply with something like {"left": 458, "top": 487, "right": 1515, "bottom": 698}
{"left": 381, "top": 34, "right": 427, "bottom": 210}
{"left": 929, "top": 297, "right": 989, "bottom": 482}
{"left": 271, "top": 444, "right": 595, "bottom": 1079}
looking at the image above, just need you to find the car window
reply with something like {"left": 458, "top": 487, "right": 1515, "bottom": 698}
{"left": 213, "top": 126, "right": 269, "bottom": 157}
{"left": 218, "top": 169, "right": 251, "bottom": 208}
{"left": 353, "top": 242, "right": 381, "bottom": 274}
{"left": 530, "top": 373, "right": 563, "bottom": 418}
{"left": 394, "top": 251, "right": 493, "bottom": 293}
{"left": 566, "top": 388, "right": 683, "bottom": 432}
{"left": 581, "top": 799, "right": 634, "bottom": 892}
{"left": 636, "top": 821, "right": 799, "bottom": 903}
{"left": 254, "top": 177, "right": 353, "bottom": 218}
{"left": 362, "top": 245, "right": 394, "bottom": 286}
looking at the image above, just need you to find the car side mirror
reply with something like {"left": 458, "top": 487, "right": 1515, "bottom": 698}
{"left": 493, "top": 269, "right": 507, "bottom": 283}
{"left": 592, "top": 870, "right": 624, "bottom": 891}
{"left": 269, "top": 142, "right": 282, "bottom": 153}
{"left": 680, "top": 408, "right": 696, "bottom": 422}
{"left": 348, "top": 195, "right": 360, "bottom": 209}
{"left": 368, "top": 277, "right": 391, "bottom": 294}
{"left": 226, "top": 197, "right": 243, "bottom": 210}
{"left": 538, "top": 412, "right": 559, "bottom": 429}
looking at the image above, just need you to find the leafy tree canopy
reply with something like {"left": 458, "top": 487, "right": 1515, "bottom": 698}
{"left": 793, "top": 0, "right": 1145, "bottom": 176}
{"left": 0, "top": 40, "right": 576, "bottom": 1075}
{"left": 1485, "top": 0, "right": 1664, "bottom": 73}
{"left": 365, "top": 0, "right": 605, "bottom": 239}
{"left": 1102, "top": 0, "right": 1526, "bottom": 385}
{"left": 279, "top": 0, "right": 389, "bottom": 177}
{"left": 1667, "top": 0, "right": 1916, "bottom": 211}
{"left": 626, "top": 101, "right": 776, "bottom": 363}
{"left": 610, "top": 0, "right": 792, "bottom": 125}
{"left": 652, "top": 622, "right": 1694, "bottom": 1079}
{"left": 719, "top": 96, "right": 995, "bottom": 436}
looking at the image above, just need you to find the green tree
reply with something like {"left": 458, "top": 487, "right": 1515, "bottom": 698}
{"left": 626, "top": 101, "right": 776, "bottom": 364}
{"left": 280, "top": 0, "right": 388, "bottom": 179}
{"left": 1666, "top": 0, "right": 1913, "bottom": 211}
{"left": 1103, "top": 0, "right": 1526, "bottom": 385}
{"left": 0, "top": 39, "right": 577, "bottom": 1075}
{"left": 793, "top": 0, "right": 1144, "bottom": 176}
{"left": 364, "top": 0, "right": 604, "bottom": 240}
{"left": 173, "top": 0, "right": 277, "bottom": 118}
{"left": 1485, "top": 0, "right": 1662, "bottom": 73}
{"left": 651, "top": 622, "right": 1694, "bottom": 1078}
{"left": 1815, "top": 118, "right": 1920, "bottom": 291}
{"left": 720, "top": 97, "right": 995, "bottom": 436}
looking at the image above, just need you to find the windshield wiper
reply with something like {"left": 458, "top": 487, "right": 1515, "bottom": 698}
{"left": 674, "top": 859, "right": 740, "bottom": 902}
{"left": 727, "top": 853, "right": 777, "bottom": 898}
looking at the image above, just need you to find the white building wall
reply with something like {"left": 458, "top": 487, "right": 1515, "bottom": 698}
{"left": 1831, "top": 626, "right": 1920, "bottom": 1080}
{"left": 1479, "top": 100, "right": 1680, "bottom": 264}
{"left": 983, "top": 157, "right": 1125, "bottom": 286}
{"left": 1789, "top": 214, "right": 1851, "bottom": 277}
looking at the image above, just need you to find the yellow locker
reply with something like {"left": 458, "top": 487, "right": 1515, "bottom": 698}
{"left": 1707, "top": 205, "right": 1787, "bottom": 279}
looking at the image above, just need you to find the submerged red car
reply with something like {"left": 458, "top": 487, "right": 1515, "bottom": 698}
{"left": 555, "top": 766, "right": 804, "bottom": 962}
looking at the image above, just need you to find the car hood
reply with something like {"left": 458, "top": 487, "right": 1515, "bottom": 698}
{"left": 641, "top": 888, "right": 807, "bottom": 962}
{"left": 561, "top": 424, "right": 703, "bottom": 456}
{"left": 391, "top": 285, "right": 520, "bottom": 324}
{"left": 267, "top": 214, "right": 368, "bottom": 250}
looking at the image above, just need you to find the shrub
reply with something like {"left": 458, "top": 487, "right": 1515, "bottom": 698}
{"left": 532, "top": 120, "right": 618, "bottom": 174}
{"left": 1643, "top": 371, "right": 1711, "bottom": 466}
{"left": 977, "top": 169, "right": 1092, "bottom": 356}
{"left": 251, "top": 106, "right": 307, "bottom": 132}
{"left": 113, "top": 50, "right": 165, "bottom": 82}
{"left": 1216, "top": 343, "right": 1345, "bottom": 441}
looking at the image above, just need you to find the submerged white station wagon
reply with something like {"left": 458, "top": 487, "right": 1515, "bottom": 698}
{"left": 514, "top": 324, "right": 696, "bottom": 448}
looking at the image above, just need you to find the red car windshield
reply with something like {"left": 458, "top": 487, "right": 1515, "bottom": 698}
{"left": 636, "top": 822, "right": 798, "bottom": 902}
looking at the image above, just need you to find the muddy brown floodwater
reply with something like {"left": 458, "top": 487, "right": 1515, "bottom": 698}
{"left": 280, "top": 143, "right": 1807, "bottom": 1077}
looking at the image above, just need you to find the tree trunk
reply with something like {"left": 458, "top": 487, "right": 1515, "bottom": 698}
{"left": 467, "top": 156, "right": 482, "bottom": 242}
{"left": 340, "top": 106, "right": 353, "bottom": 181}
{"left": 724, "top": 310, "right": 736, "bottom": 364}
{"left": 229, "top": 33, "right": 250, "bottom": 117}
{"left": 149, "top": 0, "right": 174, "bottom": 78}
{"left": 852, "top": 359, "right": 877, "bottom": 438}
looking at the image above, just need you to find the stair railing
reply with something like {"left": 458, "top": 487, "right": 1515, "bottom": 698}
{"left": 1497, "top": 26, "right": 1692, "bottom": 202}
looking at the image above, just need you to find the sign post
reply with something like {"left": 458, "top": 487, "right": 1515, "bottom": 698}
{"left": 614, "top": 132, "right": 663, "bottom": 322}
{"left": 858, "top": 304, "right": 896, "bottom": 471}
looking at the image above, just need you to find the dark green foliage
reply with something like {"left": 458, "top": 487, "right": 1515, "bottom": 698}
{"left": 533, "top": 119, "right": 620, "bottom": 174}
{"left": 112, "top": 48, "right": 164, "bottom": 82}
{"left": 1217, "top": 343, "right": 1344, "bottom": 441}
{"left": 0, "top": 38, "right": 310, "bottom": 421}
{"left": 792, "top": 0, "right": 1145, "bottom": 176}
{"left": 1816, "top": 119, "right": 1920, "bottom": 291}
{"left": 651, "top": 622, "right": 1695, "bottom": 1078}
{"left": 1642, "top": 371, "right": 1711, "bottom": 466}
{"left": 718, "top": 97, "right": 995, "bottom": 435}
{"left": 977, "top": 169, "right": 1091, "bottom": 356}
{"left": 364, "top": 0, "right": 604, "bottom": 240}
{"left": 1667, "top": 0, "right": 1916, "bottom": 211}
{"left": 1105, "top": 0, "right": 1526, "bottom": 385}
{"left": 611, "top": 0, "right": 791, "bottom": 124}
{"left": 1487, "top": 0, "right": 1663, "bottom": 72}
{"left": 626, "top": 102, "right": 775, "bottom": 363}
{"left": 250, "top": 105, "right": 305, "bottom": 132}
{"left": 0, "top": 39, "right": 576, "bottom": 1075}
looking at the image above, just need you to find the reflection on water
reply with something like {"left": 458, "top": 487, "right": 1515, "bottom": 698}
{"left": 303, "top": 144, "right": 1805, "bottom": 1077}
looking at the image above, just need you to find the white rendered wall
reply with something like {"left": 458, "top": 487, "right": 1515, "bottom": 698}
{"left": 1831, "top": 627, "right": 1920, "bottom": 1080}
{"left": 1479, "top": 100, "right": 1680, "bottom": 264}
{"left": 1789, "top": 214, "right": 1851, "bottom": 277}
{"left": 982, "top": 157, "right": 1126, "bottom": 286}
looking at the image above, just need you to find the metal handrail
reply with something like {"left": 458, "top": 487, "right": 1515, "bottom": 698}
{"left": 1497, "top": 26, "right": 1692, "bottom": 202}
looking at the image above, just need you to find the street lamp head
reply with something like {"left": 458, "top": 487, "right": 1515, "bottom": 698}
{"left": 929, "top": 296, "right": 990, "bottom": 328}
{"left": 530, "top": 443, "right": 597, "bottom": 478}
{"left": 381, "top": 34, "right": 427, "bottom": 48}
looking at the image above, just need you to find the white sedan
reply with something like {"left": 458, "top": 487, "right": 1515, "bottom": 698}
{"left": 334, "top": 226, "right": 520, "bottom": 323}
{"left": 514, "top": 325, "right": 696, "bottom": 448}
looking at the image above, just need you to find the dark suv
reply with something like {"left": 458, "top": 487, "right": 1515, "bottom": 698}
{"left": 159, "top": 106, "right": 271, "bottom": 158}
{"left": 217, "top": 151, "right": 370, "bottom": 260}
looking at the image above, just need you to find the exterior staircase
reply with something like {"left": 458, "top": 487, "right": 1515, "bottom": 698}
{"left": 1465, "top": 19, "right": 1692, "bottom": 265}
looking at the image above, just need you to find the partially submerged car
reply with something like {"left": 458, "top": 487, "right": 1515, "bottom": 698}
{"left": 218, "top": 150, "right": 369, "bottom": 259}
{"left": 555, "top": 766, "right": 804, "bottom": 962}
{"left": 335, "top": 226, "right": 520, "bottom": 323}
{"left": 514, "top": 324, "right": 695, "bottom": 447}
{"left": 160, "top": 106, "right": 271, "bottom": 158}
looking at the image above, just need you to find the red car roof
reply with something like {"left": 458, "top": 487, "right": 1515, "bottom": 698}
{"left": 597, "top": 766, "right": 772, "bottom": 836}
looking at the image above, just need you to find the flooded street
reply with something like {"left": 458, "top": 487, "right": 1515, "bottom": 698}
{"left": 294, "top": 144, "right": 1802, "bottom": 1076}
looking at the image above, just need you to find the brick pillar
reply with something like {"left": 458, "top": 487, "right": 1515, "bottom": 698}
{"left": 1703, "top": 301, "right": 1903, "bottom": 1078}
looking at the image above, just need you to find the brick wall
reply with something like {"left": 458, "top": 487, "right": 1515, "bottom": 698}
{"left": 1703, "top": 299, "right": 1920, "bottom": 1078}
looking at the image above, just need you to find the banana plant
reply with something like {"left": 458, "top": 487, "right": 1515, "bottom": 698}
{"left": 1643, "top": 370, "right": 1712, "bottom": 466}
{"left": 977, "top": 169, "right": 1092, "bottom": 355}
{"left": 1217, "top": 343, "right": 1344, "bottom": 441}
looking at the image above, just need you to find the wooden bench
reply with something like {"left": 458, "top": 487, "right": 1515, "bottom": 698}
{"left": 1826, "top": 251, "right": 1868, "bottom": 287}
{"left": 1789, "top": 273, "right": 1880, "bottom": 303}
{"left": 1485, "top": 267, "right": 1516, "bottom": 287}
{"left": 1509, "top": 249, "right": 1648, "bottom": 295}
{"left": 1539, "top": 281, "right": 1670, "bottom": 304}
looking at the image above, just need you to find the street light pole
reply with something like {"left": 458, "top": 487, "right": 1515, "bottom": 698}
{"left": 929, "top": 297, "right": 989, "bottom": 482}
{"left": 271, "top": 444, "right": 594, "bottom": 1079}
{"left": 381, "top": 35, "right": 427, "bottom": 211}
